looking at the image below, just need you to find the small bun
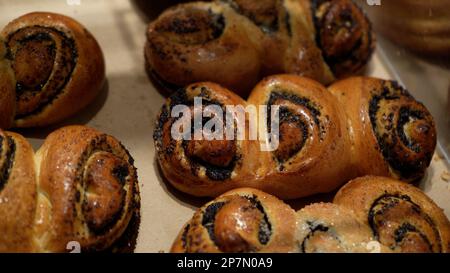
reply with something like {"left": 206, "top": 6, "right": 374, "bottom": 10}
{"left": 1, "top": 12, "right": 105, "bottom": 128}
{"left": 0, "top": 126, "right": 140, "bottom": 252}
{"left": 329, "top": 77, "right": 437, "bottom": 181}
{"left": 145, "top": 2, "right": 263, "bottom": 97}
{"left": 311, "top": 0, "right": 374, "bottom": 77}
{"left": 334, "top": 176, "right": 450, "bottom": 253}
{"left": 171, "top": 188, "right": 297, "bottom": 253}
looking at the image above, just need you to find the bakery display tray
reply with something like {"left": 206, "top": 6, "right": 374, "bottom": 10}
{"left": 1, "top": 0, "right": 449, "bottom": 253}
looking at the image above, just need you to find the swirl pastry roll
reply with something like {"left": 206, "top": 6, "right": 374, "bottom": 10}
{"left": 171, "top": 188, "right": 297, "bottom": 253}
{"left": 154, "top": 82, "right": 265, "bottom": 197}
{"left": 328, "top": 77, "right": 437, "bottom": 182}
{"left": 0, "top": 131, "right": 37, "bottom": 252}
{"left": 309, "top": 0, "right": 374, "bottom": 78}
{"left": 334, "top": 176, "right": 450, "bottom": 253}
{"left": 295, "top": 203, "right": 375, "bottom": 253}
{"left": 247, "top": 75, "right": 352, "bottom": 199}
{"left": 155, "top": 75, "right": 437, "bottom": 199}
{"left": 145, "top": 1, "right": 263, "bottom": 96}
{"left": 145, "top": 0, "right": 374, "bottom": 97}
{"left": 0, "top": 12, "right": 105, "bottom": 128}
{"left": 34, "top": 126, "right": 140, "bottom": 252}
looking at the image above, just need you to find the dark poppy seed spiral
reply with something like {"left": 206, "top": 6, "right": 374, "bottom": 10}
{"left": 368, "top": 194, "right": 441, "bottom": 252}
{"left": 0, "top": 135, "right": 16, "bottom": 192}
{"left": 6, "top": 26, "right": 78, "bottom": 119}
{"left": 368, "top": 81, "right": 436, "bottom": 180}
{"left": 311, "top": 0, "right": 373, "bottom": 77}
{"left": 267, "top": 91, "right": 323, "bottom": 168}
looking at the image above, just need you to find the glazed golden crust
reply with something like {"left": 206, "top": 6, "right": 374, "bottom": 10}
{"left": 0, "top": 12, "right": 105, "bottom": 128}
{"left": 145, "top": 0, "right": 374, "bottom": 97}
{"left": 0, "top": 131, "right": 37, "bottom": 252}
{"left": 171, "top": 188, "right": 297, "bottom": 253}
{"left": 34, "top": 126, "right": 139, "bottom": 252}
{"left": 0, "top": 126, "right": 140, "bottom": 253}
{"left": 334, "top": 176, "right": 450, "bottom": 253}
{"left": 295, "top": 203, "right": 375, "bottom": 253}
{"left": 328, "top": 77, "right": 437, "bottom": 181}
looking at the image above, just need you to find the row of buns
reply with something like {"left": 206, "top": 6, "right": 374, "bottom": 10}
{"left": 172, "top": 176, "right": 450, "bottom": 253}
{"left": 0, "top": 1, "right": 448, "bottom": 253}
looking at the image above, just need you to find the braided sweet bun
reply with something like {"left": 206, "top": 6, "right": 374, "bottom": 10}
{"left": 0, "top": 12, "right": 105, "bottom": 129}
{"left": 171, "top": 188, "right": 297, "bottom": 253}
{"left": 172, "top": 178, "right": 450, "bottom": 253}
{"left": 0, "top": 126, "right": 140, "bottom": 252}
{"left": 334, "top": 176, "right": 450, "bottom": 253}
{"left": 145, "top": 0, "right": 374, "bottom": 97}
{"left": 328, "top": 77, "right": 437, "bottom": 182}
{"left": 154, "top": 75, "right": 436, "bottom": 199}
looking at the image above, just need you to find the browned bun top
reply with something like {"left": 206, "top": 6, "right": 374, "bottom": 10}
{"left": 367, "top": 80, "right": 436, "bottom": 180}
{"left": 248, "top": 75, "right": 349, "bottom": 172}
{"left": 328, "top": 77, "right": 437, "bottom": 182}
{"left": 1, "top": 12, "right": 105, "bottom": 128}
{"left": 334, "top": 176, "right": 450, "bottom": 253}
{"left": 171, "top": 188, "right": 297, "bottom": 253}
{"left": 311, "top": 0, "right": 374, "bottom": 77}
{"left": 35, "top": 125, "right": 139, "bottom": 252}
{"left": 146, "top": 1, "right": 263, "bottom": 97}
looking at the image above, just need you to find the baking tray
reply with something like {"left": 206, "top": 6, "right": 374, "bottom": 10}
{"left": 0, "top": 0, "right": 449, "bottom": 253}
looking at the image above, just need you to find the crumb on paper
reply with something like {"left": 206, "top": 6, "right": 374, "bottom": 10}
{"left": 434, "top": 153, "right": 442, "bottom": 162}
{"left": 442, "top": 171, "right": 450, "bottom": 182}
{"left": 158, "top": 250, "right": 165, "bottom": 253}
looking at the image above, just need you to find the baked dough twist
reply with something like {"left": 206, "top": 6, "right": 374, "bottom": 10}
{"left": 154, "top": 75, "right": 436, "bottom": 199}
{"left": 172, "top": 177, "right": 450, "bottom": 253}
{"left": 145, "top": 0, "right": 374, "bottom": 97}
